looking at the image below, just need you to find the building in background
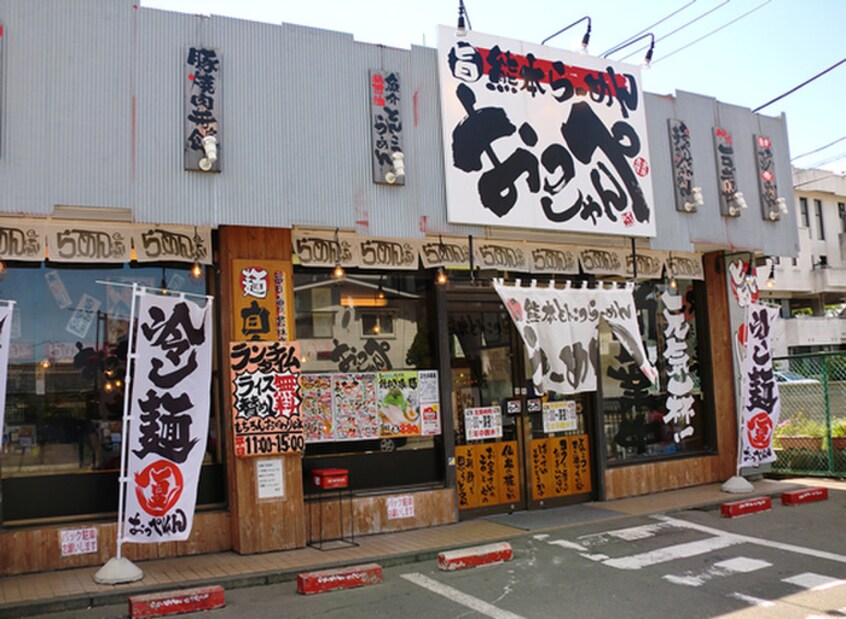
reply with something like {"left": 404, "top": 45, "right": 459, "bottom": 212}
{"left": 0, "top": 0, "right": 798, "bottom": 576}
{"left": 760, "top": 168, "right": 846, "bottom": 357}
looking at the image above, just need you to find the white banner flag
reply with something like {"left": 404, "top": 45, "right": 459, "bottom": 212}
{"left": 123, "top": 292, "right": 213, "bottom": 543}
{"left": 494, "top": 281, "right": 657, "bottom": 395}
{"left": 0, "top": 305, "right": 13, "bottom": 436}
{"left": 739, "top": 303, "right": 781, "bottom": 468}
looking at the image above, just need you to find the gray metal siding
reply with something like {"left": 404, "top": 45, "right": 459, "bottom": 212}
{"left": 0, "top": 0, "right": 133, "bottom": 213}
{"left": 0, "top": 0, "right": 799, "bottom": 258}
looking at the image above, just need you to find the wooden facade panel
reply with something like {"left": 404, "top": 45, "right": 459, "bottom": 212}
{"left": 0, "top": 511, "right": 230, "bottom": 577}
{"left": 307, "top": 488, "right": 456, "bottom": 541}
{"left": 219, "top": 226, "right": 305, "bottom": 555}
{"left": 455, "top": 445, "right": 476, "bottom": 510}
{"left": 496, "top": 441, "right": 520, "bottom": 504}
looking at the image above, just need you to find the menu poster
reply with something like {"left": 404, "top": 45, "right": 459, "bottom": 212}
{"left": 542, "top": 400, "right": 578, "bottom": 433}
{"left": 378, "top": 370, "right": 421, "bottom": 437}
{"left": 301, "top": 373, "right": 334, "bottom": 442}
{"left": 333, "top": 372, "right": 379, "bottom": 440}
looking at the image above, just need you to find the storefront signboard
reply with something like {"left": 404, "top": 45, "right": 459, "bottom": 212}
{"left": 419, "top": 236, "right": 471, "bottom": 269}
{"left": 626, "top": 249, "right": 666, "bottom": 280}
{"left": 369, "top": 70, "right": 405, "bottom": 185}
{"left": 464, "top": 406, "right": 503, "bottom": 442}
{"left": 668, "top": 118, "right": 697, "bottom": 213}
{"left": 46, "top": 222, "right": 131, "bottom": 263}
{"left": 0, "top": 219, "right": 46, "bottom": 261}
{"left": 124, "top": 292, "right": 213, "bottom": 543}
{"left": 661, "top": 288, "right": 696, "bottom": 442}
{"left": 230, "top": 341, "right": 304, "bottom": 457}
{"left": 437, "top": 26, "right": 655, "bottom": 236}
{"left": 739, "top": 303, "right": 780, "bottom": 467}
{"left": 184, "top": 46, "right": 221, "bottom": 172}
{"left": 292, "top": 229, "right": 360, "bottom": 268}
{"left": 495, "top": 280, "right": 657, "bottom": 395}
{"left": 134, "top": 225, "right": 212, "bottom": 265}
{"left": 231, "top": 259, "right": 291, "bottom": 341}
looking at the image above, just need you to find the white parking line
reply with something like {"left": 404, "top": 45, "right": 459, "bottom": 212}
{"left": 654, "top": 515, "right": 846, "bottom": 564}
{"left": 400, "top": 573, "right": 526, "bottom": 619}
{"left": 783, "top": 572, "right": 846, "bottom": 590}
{"left": 604, "top": 535, "right": 741, "bottom": 570}
{"left": 663, "top": 557, "right": 772, "bottom": 586}
{"left": 728, "top": 592, "right": 775, "bottom": 607}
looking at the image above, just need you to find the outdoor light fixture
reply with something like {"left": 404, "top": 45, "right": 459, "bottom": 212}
{"left": 541, "top": 15, "right": 591, "bottom": 53}
{"left": 666, "top": 254, "right": 678, "bottom": 291}
{"left": 0, "top": 260, "right": 6, "bottom": 275}
{"left": 332, "top": 228, "right": 345, "bottom": 280}
{"left": 190, "top": 227, "right": 203, "bottom": 279}
{"left": 684, "top": 186, "right": 704, "bottom": 212}
{"left": 777, "top": 197, "right": 788, "bottom": 214}
{"left": 384, "top": 151, "right": 406, "bottom": 184}
{"left": 744, "top": 261, "right": 757, "bottom": 286}
{"left": 40, "top": 358, "right": 52, "bottom": 370}
{"left": 160, "top": 267, "right": 168, "bottom": 294}
{"left": 766, "top": 263, "right": 776, "bottom": 288}
{"left": 198, "top": 135, "right": 218, "bottom": 171}
{"left": 456, "top": 0, "right": 470, "bottom": 36}
{"left": 603, "top": 32, "right": 655, "bottom": 68}
{"left": 436, "top": 267, "right": 448, "bottom": 285}
{"left": 376, "top": 276, "right": 386, "bottom": 300}
{"left": 734, "top": 192, "right": 748, "bottom": 210}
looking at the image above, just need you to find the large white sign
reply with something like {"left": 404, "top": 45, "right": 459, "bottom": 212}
{"left": 739, "top": 303, "right": 781, "bottom": 468}
{"left": 123, "top": 292, "right": 213, "bottom": 543}
{"left": 494, "top": 281, "right": 657, "bottom": 395}
{"left": 437, "top": 27, "right": 655, "bottom": 236}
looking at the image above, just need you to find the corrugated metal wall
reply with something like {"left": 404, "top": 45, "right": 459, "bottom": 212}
{"left": 0, "top": 0, "right": 798, "bottom": 256}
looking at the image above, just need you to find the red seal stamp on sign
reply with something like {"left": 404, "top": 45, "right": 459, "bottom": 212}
{"left": 633, "top": 157, "right": 649, "bottom": 177}
{"left": 746, "top": 412, "right": 774, "bottom": 450}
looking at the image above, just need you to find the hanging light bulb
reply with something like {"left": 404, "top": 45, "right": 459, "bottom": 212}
{"left": 160, "top": 268, "right": 168, "bottom": 295}
{"left": 40, "top": 358, "right": 52, "bottom": 370}
{"left": 436, "top": 267, "right": 448, "bottom": 285}
{"left": 766, "top": 264, "right": 776, "bottom": 288}
{"left": 190, "top": 260, "right": 203, "bottom": 279}
{"left": 332, "top": 263, "right": 345, "bottom": 279}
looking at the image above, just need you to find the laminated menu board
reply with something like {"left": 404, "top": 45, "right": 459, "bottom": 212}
{"left": 301, "top": 369, "right": 440, "bottom": 442}
{"left": 333, "top": 373, "right": 380, "bottom": 440}
{"left": 378, "top": 370, "right": 421, "bottom": 437}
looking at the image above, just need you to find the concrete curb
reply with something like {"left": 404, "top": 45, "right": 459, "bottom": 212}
{"left": 438, "top": 542, "right": 513, "bottom": 571}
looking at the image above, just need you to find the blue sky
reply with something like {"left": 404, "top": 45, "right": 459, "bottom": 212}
{"left": 141, "top": 0, "right": 846, "bottom": 174}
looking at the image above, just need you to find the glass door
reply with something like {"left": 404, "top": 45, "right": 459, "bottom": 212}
{"left": 448, "top": 289, "right": 528, "bottom": 515}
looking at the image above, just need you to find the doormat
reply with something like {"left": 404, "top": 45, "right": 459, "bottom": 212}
{"left": 483, "top": 504, "right": 618, "bottom": 531}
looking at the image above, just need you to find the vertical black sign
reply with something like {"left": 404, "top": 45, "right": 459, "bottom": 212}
{"left": 370, "top": 70, "right": 404, "bottom": 185}
{"left": 668, "top": 119, "right": 695, "bottom": 213}
{"left": 184, "top": 47, "right": 221, "bottom": 172}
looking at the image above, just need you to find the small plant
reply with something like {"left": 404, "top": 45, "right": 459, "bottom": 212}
{"left": 774, "top": 412, "right": 824, "bottom": 438}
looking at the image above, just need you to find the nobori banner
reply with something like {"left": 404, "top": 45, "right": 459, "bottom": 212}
{"left": 437, "top": 27, "right": 655, "bottom": 237}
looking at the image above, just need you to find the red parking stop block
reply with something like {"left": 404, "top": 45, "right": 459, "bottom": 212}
{"left": 297, "top": 563, "right": 382, "bottom": 594}
{"left": 438, "top": 542, "right": 513, "bottom": 571}
{"left": 129, "top": 585, "right": 224, "bottom": 618}
{"left": 781, "top": 487, "right": 829, "bottom": 505}
{"left": 721, "top": 496, "right": 772, "bottom": 518}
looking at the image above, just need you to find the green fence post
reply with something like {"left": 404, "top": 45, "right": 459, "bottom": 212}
{"left": 824, "top": 354, "right": 834, "bottom": 474}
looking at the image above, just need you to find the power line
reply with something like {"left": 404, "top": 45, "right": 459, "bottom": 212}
{"left": 791, "top": 136, "right": 846, "bottom": 162}
{"left": 794, "top": 172, "right": 845, "bottom": 188}
{"left": 652, "top": 0, "right": 771, "bottom": 65}
{"left": 804, "top": 150, "right": 846, "bottom": 170}
{"left": 753, "top": 57, "right": 846, "bottom": 113}
{"left": 601, "top": 0, "right": 697, "bottom": 56}
{"left": 620, "top": 0, "right": 731, "bottom": 62}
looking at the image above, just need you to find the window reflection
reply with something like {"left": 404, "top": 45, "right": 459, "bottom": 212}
{"left": 601, "top": 280, "right": 709, "bottom": 461}
{"left": 0, "top": 264, "right": 215, "bottom": 478}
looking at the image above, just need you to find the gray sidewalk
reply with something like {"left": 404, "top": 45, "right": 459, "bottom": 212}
{"left": 0, "top": 477, "right": 822, "bottom": 618}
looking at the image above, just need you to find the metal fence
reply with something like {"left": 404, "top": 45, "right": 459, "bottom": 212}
{"left": 771, "top": 352, "right": 846, "bottom": 477}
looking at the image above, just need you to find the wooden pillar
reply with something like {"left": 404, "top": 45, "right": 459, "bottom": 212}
{"left": 218, "top": 226, "right": 305, "bottom": 554}
{"left": 703, "top": 250, "right": 739, "bottom": 480}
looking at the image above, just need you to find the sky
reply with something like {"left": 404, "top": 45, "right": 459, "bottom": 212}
{"left": 141, "top": 0, "right": 846, "bottom": 174}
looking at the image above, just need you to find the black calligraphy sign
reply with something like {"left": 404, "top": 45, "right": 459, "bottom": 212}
{"left": 370, "top": 70, "right": 404, "bottom": 185}
{"left": 754, "top": 135, "right": 781, "bottom": 220}
{"left": 668, "top": 119, "right": 696, "bottom": 212}
{"left": 184, "top": 47, "right": 221, "bottom": 172}
{"left": 714, "top": 127, "right": 741, "bottom": 217}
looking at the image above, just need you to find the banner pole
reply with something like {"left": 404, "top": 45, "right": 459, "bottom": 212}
{"left": 95, "top": 284, "right": 143, "bottom": 584}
